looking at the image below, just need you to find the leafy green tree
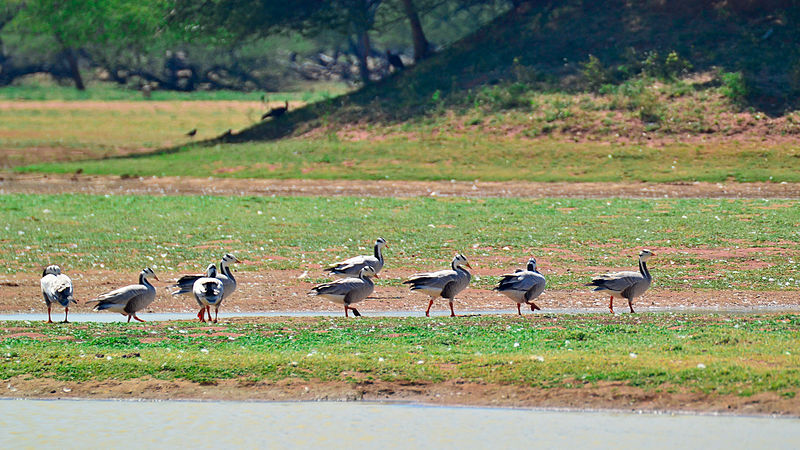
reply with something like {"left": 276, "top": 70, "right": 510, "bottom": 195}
{"left": 9, "top": 0, "right": 168, "bottom": 90}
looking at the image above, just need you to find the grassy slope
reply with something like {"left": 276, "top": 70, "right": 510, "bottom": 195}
{"left": 2, "top": 314, "right": 798, "bottom": 399}
{"left": 14, "top": 2, "right": 800, "bottom": 182}
{"left": 1, "top": 194, "right": 798, "bottom": 290}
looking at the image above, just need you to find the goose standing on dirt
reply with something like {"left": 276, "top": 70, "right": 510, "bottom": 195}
{"left": 404, "top": 253, "right": 472, "bottom": 317}
{"left": 191, "top": 264, "right": 223, "bottom": 322}
{"left": 87, "top": 268, "right": 159, "bottom": 322}
{"left": 326, "top": 238, "right": 388, "bottom": 278}
{"left": 495, "top": 257, "right": 546, "bottom": 315}
{"left": 172, "top": 254, "right": 239, "bottom": 321}
{"left": 310, "top": 266, "right": 377, "bottom": 317}
{"left": 40, "top": 265, "right": 76, "bottom": 323}
{"left": 585, "top": 249, "right": 655, "bottom": 314}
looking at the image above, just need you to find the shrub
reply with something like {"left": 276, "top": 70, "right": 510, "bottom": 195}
{"left": 719, "top": 72, "right": 748, "bottom": 103}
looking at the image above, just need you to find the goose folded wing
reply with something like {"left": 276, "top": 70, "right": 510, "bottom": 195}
{"left": 589, "top": 271, "right": 642, "bottom": 291}
{"left": 90, "top": 285, "right": 148, "bottom": 305}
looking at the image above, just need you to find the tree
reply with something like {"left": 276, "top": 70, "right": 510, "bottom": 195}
{"left": 399, "top": 0, "right": 431, "bottom": 61}
{"left": 9, "top": 0, "right": 168, "bottom": 90}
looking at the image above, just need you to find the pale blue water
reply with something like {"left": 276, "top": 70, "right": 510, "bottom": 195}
{"left": 1, "top": 399, "right": 798, "bottom": 449}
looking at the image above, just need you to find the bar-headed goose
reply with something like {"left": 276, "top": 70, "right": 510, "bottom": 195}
{"left": 192, "top": 264, "right": 224, "bottom": 322}
{"left": 172, "top": 253, "right": 239, "bottom": 299}
{"left": 495, "top": 257, "right": 546, "bottom": 315}
{"left": 404, "top": 253, "right": 472, "bottom": 317}
{"left": 585, "top": 249, "right": 655, "bottom": 314}
{"left": 40, "top": 265, "right": 76, "bottom": 323}
{"left": 87, "top": 268, "right": 159, "bottom": 322}
{"left": 310, "top": 265, "right": 377, "bottom": 317}
{"left": 326, "top": 238, "right": 388, "bottom": 278}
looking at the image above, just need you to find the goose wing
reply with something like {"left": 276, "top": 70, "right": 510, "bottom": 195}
{"left": 327, "top": 255, "right": 377, "bottom": 274}
{"left": 497, "top": 271, "right": 539, "bottom": 293}
{"left": 311, "top": 277, "right": 368, "bottom": 297}
{"left": 41, "top": 274, "right": 75, "bottom": 306}
{"left": 404, "top": 269, "right": 458, "bottom": 291}
{"left": 88, "top": 284, "right": 148, "bottom": 308}
{"left": 586, "top": 271, "right": 643, "bottom": 292}
{"left": 171, "top": 274, "right": 204, "bottom": 295}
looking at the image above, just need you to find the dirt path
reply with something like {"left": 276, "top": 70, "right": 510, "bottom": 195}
{"left": 3, "top": 172, "right": 800, "bottom": 198}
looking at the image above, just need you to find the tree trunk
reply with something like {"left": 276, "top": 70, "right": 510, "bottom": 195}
{"left": 400, "top": 0, "right": 430, "bottom": 62}
{"left": 65, "top": 48, "right": 85, "bottom": 91}
{"left": 358, "top": 30, "right": 370, "bottom": 84}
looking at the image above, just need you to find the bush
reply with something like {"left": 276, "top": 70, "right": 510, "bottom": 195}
{"left": 719, "top": 72, "right": 748, "bottom": 103}
{"left": 581, "top": 55, "right": 609, "bottom": 90}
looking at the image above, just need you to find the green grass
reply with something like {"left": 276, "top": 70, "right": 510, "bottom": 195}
{"left": 2, "top": 314, "right": 798, "bottom": 397}
{"left": 0, "top": 81, "right": 348, "bottom": 102}
{"left": 18, "top": 135, "right": 800, "bottom": 183}
{"left": 1, "top": 194, "right": 798, "bottom": 290}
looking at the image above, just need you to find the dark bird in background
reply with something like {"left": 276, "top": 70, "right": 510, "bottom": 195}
{"left": 386, "top": 50, "right": 405, "bottom": 71}
{"left": 261, "top": 100, "right": 289, "bottom": 120}
{"left": 185, "top": 128, "right": 197, "bottom": 137}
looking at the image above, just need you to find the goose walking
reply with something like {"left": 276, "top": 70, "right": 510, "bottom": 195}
{"left": 192, "top": 264, "right": 224, "bottom": 322}
{"left": 586, "top": 249, "right": 655, "bottom": 314}
{"left": 310, "top": 266, "right": 377, "bottom": 317}
{"left": 404, "top": 254, "right": 472, "bottom": 317}
{"left": 40, "top": 265, "right": 76, "bottom": 323}
{"left": 86, "top": 268, "right": 159, "bottom": 322}
{"left": 326, "top": 238, "right": 388, "bottom": 278}
{"left": 172, "top": 254, "right": 239, "bottom": 322}
{"left": 495, "top": 257, "right": 546, "bottom": 315}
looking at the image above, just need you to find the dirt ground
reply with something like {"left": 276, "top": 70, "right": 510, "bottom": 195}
{"left": 4, "top": 375, "right": 798, "bottom": 417}
{"left": 3, "top": 172, "right": 800, "bottom": 198}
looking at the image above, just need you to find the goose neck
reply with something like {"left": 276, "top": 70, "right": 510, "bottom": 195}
{"left": 139, "top": 273, "right": 154, "bottom": 288}
{"left": 220, "top": 261, "right": 235, "bottom": 281}
{"left": 639, "top": 258, "right": 651, "bottom": 280}
{"left": 374, "top": 244, "right": 383, "bottom": 261}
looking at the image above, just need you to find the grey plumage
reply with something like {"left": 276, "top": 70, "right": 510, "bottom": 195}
{"left": 172, "top": 254, "right": 238, "bottom": 323}
{"left": 326, "top": 238, "right": 387, "bottom": 278}
{"left": 495, "top": 257, "right": 546, "bottom": 315}
{"left": 86, "top": 268, "right": 159, "bottom": 322}
{"left": 404, "top": 253, "right": 472, "bottom": 317}
{"left": 40, "top": 265, "right": 76, "bottom": 323}
{"left": 310, "top": 266, "right": 377, "bottom": 317}
{"left": 585, "top": 249, "right": 655, "bottom": 314}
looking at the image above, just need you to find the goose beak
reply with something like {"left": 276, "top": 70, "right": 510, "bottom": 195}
{"left": 466, "top": 263, "right": 473, "bottom": 269}
{"left": 374, "top": 273, "right": 380, "bottom": 279}
{"left": 154, "top": 275, "right": 161, "bottom": 282}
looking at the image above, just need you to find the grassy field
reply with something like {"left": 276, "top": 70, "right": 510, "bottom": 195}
{"left": 19, "top": 134, "right": 800, "bottom": 183}
{"left": 2, "top": 314, "right": 798, "bottom": 398}
{"left": 1, "top": 194, "right": 798, "bottom": 290}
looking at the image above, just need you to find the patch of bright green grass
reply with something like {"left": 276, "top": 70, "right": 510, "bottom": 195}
{"left": 1, "top": 194, "right": 798, "bottom": 290}
{"left": 19, "top": 136, "right": 800, "bottom": 183}
{"left": 2, "top": 314, "right": 798, "bottom": 397}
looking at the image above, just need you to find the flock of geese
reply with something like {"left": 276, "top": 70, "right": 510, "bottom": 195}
{"left": 39, "top": 239, "right": 655, "bottom": 323}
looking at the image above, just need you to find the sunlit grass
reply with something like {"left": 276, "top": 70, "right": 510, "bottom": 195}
{"left": 1, "top": 194, "right": 798, "bottom": 290}
{"left": 2, "top": 314, "right": 798, "bottom": 397}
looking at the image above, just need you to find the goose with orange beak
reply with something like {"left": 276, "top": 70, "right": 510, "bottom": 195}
{"left": 586, "top": 249, "right": 655, "bottom": 314}
{"left": 404, "top": 253, "right": 472, "bottom": 317}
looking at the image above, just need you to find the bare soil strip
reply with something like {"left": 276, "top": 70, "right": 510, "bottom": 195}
{"left": 1, "top": 271, "right": 796, "bottom": 315}
{"left": 3, "top": 173, "right": 800, "bottom": 198}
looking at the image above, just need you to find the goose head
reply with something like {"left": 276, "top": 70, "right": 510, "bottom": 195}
{"left": 452, "top": 253, "right": 472, "bottom": 270}
{"left": 42, "top": 265, "right": 62, "bottom": 277}
{"left": 639, "top": 249, "right": 655, "bottom": 261}
{"left": 375, "top": 237, "right": 388, "bottom": 249}
{"left": 359, "top": 266, "right": 378, "bottom": 279}
{"left": 526, "top": 257, "right": 538, "bottom": 272}
{"left": 205, "top": 264, "right": 217, "bottom": 277}
{"left": 141, "top": 267, "right": 160, "bottom": 282}
{"left": 222, "top": 253, "right": 239, "bottom": 264}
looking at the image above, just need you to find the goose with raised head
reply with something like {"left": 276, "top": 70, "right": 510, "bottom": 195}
{"left": 326, "top": 238, "right": 388, "bottom": 278}
{"left": 585, "top": 249, "right": 655, "bottom": 314}
{"left": 40, "top": 265, "right": 76, "bottom": 323}
{"left": 87, "top": 268, "right": 159, "bottom": 322}
{"left": 495, "top": 257, "right": 546, "bottom": 315}
{"left": 404, "top": 254, "right": 472, "bottom": 317}
{"left": 192, "top": 264, "right": 223, "bottom": 322}
{"left": 172, "top": 254, "right": 239, "bottom": 321}
{"left": 310, "top": 266, "right": 377, "bottom": 317}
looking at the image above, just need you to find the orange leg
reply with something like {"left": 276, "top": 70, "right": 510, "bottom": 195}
{"left": 197, "top": 308, "right": 206, "bottom": 322}
{"left": 132, "top": 313, "right": 145, "bottom": 323}
{"left": 344, "top": 305, "right": 349, "bottom": 318}
{"left": 609, "top": 296, "right": 615, "bottom": 314}
{"left": 46, "top": 304, "right": 53, "bottom": 324}
{"left": 127, "top": 315, "right": 132, "bottom": 323}
{"left": 213, "top": 306, "right": 220, "bottom": 323}
{"left": 628, "top": 299, "right": 635, "bottom": 314}
{"left": 517, "top": 303, "right": 522, "bottom": 315}
{"left": 206, "top": 306, "right": 212, "bottom": 322}
{"left": 530, "top": 302, "right": 541, "bottom": 311}
{"left": 425, "top": 299, "right": 434, "bottom": 317}
{"left": 63, "top": 307, "right": 70, "bottom": 323}
{"left": 448, "top": 301, "right": 455, "bottom": 317}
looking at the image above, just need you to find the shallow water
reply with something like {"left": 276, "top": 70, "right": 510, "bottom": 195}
{"left": 1, "top": 399, "right": 798, "bottom": 449}
{"left": 1, "top": 305, "right": 798, "bottom": 323}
